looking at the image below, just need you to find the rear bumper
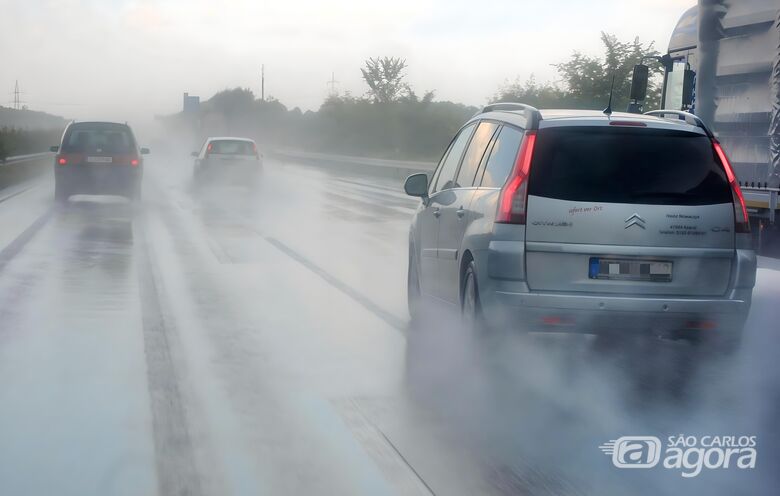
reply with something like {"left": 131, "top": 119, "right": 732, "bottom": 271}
{"left": 195, "top": 159, "right": 262, "bottom": 183}
{"left": 55, "top": 164, "right": 141, "bottom": 196}
{"left": 482, "top": 289, "right": 750, "bottom": 335}
{"left": 478, "top": 238, "right": 756, "bottom": 336}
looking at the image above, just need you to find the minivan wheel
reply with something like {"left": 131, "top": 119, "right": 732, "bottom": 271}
{"left": 407, "top": 249, "right": 422, "bottom": 322}
{"left": 461, "top": 261, "right": 483, "bottom": 333}
{"left": 54, "top": 182, "right": 68, "bottom": 203}
{"left": 130, "top": 183, "right": 142, "bottom": 204}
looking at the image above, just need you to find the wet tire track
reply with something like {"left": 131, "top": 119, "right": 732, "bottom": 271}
{"left": 135, "top": 213, "right": 204, "bottom": 496}
{"left": 0, "top": 207, "right": 55, "bottom": 329}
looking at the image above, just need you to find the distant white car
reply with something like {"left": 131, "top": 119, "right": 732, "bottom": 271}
{"left": 192, "top": 137, "right": 262, "bottom": 187}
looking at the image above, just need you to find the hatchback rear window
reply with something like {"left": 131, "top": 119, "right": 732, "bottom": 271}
{"left": 209, "top": 140, "right": 256, "bottom": 155}
{"left": 62, "top": 124, "right": 135, "bottom": 154}
{"left": 528, "top": 127, "right": 732, "bottom": 205}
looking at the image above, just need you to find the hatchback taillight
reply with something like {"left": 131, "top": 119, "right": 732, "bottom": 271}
{"left": 57, "top": 156, "right": 67, "bottom": 165}
{"left": 712, "top": 140, "right": 750, "bottom": 234}
{"left": 130, "top": 158, "right": 139, "bottom": 166}
{"left": 496, "top": 131, "right": 537, "bottom": 224}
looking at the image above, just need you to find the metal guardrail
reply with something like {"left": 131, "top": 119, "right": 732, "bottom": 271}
{"left": 269, "top": 149, "right": 435, "bottom": 170}
{"left": 1, "top": 152, "right": 52, "bottom": 165}
{"left": 0, "top": 152, "right": 53, "bottom": 191}
{"left": 267, "top": 149, "right": 436, "bottom": 180}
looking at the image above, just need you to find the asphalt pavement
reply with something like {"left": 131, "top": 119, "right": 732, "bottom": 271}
{"left": 0, "top": 154, "right": 777, "bottom": 495}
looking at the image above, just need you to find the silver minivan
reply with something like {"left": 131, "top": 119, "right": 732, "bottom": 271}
{"left": 405, "top": 104, "right": 757, "bottom": 351}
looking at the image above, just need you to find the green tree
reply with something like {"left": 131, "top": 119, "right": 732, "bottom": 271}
{"left": 494, "top": 33, "right": 663, "bottom": 111}
{"left": 360, "top": 57, "right": 410, "bottom": 103}
{"left": 493, "top": 75, "right": 569, "bottom": 108}
{"left": 555, "top": 32, "right": 662, "bottom": 111}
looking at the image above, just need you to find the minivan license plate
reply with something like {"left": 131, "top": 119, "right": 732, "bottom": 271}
{"left": 87, "top": 156, "right": 112, "bottom": 163}
{"left": 589, "top": 258, "right": 672, "bottom": 282}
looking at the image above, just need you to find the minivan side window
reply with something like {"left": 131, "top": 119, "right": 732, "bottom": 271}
{"left": 428, "top": 153, "right": 446, "bottom": 195}
{"left": 455, "top": 121, "right": 499, "bottom": 188}
{"left": 479, "top": 126, "right": 523, "bottom": 188}
{"left": 432, "top": 123, "right": 476, "bottom": 194}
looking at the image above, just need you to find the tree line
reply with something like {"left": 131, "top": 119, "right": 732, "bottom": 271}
{"left": 163, "top": 32, "right": 662, "bottom": 161}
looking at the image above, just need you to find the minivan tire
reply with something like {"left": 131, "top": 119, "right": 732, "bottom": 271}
{"left": 127, "top": 181, "right": 141, "bottom": 204}
{"left": 54, "top": 182, "right": 68, "bottom": 203}
{"left": 461, "top": 261, "right": 484, "bottom": 333}
{"left": 408, "top": 248, "right": 422, "bottom": 323}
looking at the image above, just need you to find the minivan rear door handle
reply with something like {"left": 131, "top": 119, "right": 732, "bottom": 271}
{"left": 456, "top": 207, "right": 465, "bottom": 218}
{"left": 433, "top": 207, "right": 441, "bottom": 218}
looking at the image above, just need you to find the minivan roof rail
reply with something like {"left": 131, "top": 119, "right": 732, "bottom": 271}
{"left": 480, "top": 102, "right": 543, "bottom": 130}
{"left": 643, "top": 110, "right": 714, "bottom": 138}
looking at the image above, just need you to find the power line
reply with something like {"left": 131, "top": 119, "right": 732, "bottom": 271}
{"left": 13, "top": 80, "right": 21, "bottom": 110}
{"left": 327, "top": 72, "right": 340, "bottom": 97}
{"left": 24, "top": 101, "right": 85, "bottom": 107}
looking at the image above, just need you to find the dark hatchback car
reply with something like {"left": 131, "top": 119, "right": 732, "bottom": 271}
{"left": 51, "top": 121, "right": 149, "bottom": 202}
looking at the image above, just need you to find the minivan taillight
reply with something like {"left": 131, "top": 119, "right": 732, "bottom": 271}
{"left": 712, "top": 140, "right": 750, "bottom": 234}
{"left": 56, "top": 153, "right": 79, "bottom": 165}
{"left": 496, "top": 131, "right": 537, "bottom": 224}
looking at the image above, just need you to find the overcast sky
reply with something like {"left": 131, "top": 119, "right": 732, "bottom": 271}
{"left": 1, "top": 0, "right": 694, "bottom": 122}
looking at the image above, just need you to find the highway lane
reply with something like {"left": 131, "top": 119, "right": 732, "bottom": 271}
{"left": 0, "top": 155, "right": 777, "bottom": 495}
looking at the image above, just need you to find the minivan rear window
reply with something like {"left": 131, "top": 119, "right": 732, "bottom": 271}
{"left": 528, "top": 127, "right": 732, "bottom": 205}
{"left": 62, "top": 124, "right": 135, "bottom": 154}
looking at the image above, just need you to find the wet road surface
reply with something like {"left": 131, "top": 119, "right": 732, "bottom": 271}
{"left": 0, "top": 155, "right": 778, "bottom": 495}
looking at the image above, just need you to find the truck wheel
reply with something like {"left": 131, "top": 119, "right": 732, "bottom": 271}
{"left": 761, "top": 223, "right": 780, "bottom": 258}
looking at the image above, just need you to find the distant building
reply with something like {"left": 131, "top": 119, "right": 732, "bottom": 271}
{"left": 183, "top": 92, "right": 200, "bottom": 113}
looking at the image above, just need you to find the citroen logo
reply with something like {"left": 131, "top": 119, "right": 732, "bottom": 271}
{"left": 625, "top": 213, "right": 646, "bottom": 229}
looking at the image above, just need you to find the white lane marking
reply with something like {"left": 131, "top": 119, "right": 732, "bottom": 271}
{"left": 0, "top": 183, "right": 39, "bottom": 204}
